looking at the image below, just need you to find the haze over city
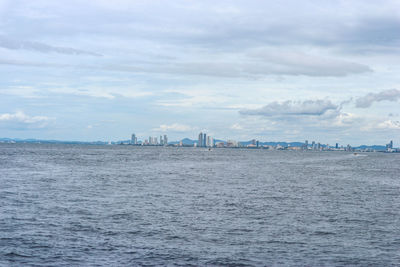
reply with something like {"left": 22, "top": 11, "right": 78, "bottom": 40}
{"left": 0, "top": 0, "right": 399, "bottom": 146}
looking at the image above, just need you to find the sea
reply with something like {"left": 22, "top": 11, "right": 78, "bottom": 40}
{"left": 1, "top": 143, "right": 399, "bottom": 266}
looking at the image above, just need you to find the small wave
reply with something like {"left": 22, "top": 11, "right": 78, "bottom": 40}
{"left": 351, "top": 153, "right": 368, "bottom": 157}
{"left": 4, "top": 252, "right": 31, "bottom": 258}
{"left": 313, "top": 230, "right": 336, "bottom": 236}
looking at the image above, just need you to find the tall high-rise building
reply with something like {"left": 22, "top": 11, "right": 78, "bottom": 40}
{"left": 386, "top": 140, "right": 394, "bottom": 150}
{"left": 159, "top": 135, "right": 163, "bottom": 145}
{"left": 335, "top": 143, "right": 339, "bottom": 149}
{"left": 163, "top": 135, "right": 168, "bottom": 146}
{"left": 198, "top": 132, "right": 203, "bottom": 147}
{"left": 203, "top": 133, "right": 207, "bottom": 147}
{"left": 131, "top": 133, "right": 136, "bottom": 145}
{"left": 206, "top": 136, "right": 214, "bottom": 147}
{"left": 303, "top": 140, "right": 308, "bottom": 150}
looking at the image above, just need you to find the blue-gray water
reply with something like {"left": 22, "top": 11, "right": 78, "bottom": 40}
{"left": 1, "top": 144, "right": 399, "bottom": 266}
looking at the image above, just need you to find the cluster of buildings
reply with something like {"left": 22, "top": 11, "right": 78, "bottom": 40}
{"left": 129, "top": 133, "right": 168, "bottom": 146}
{"left": 386, "top": 140, "right": 395, "bottom": 152}
{"left": 300, "top": 140, "right": 354, "bottom": 151}
{"left": 196, "top": 132, "right": 214, "bottom": 147}
{"left": 126, "top": 132, "right": 397, "bottom": 152}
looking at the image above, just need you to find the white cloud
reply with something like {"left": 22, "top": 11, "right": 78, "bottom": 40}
{"left": 230, "top": 123, "right": 243, "bottom": 130}
{"left": 377, "top": 120, "right": 400, "bottom": 130}
{"left": 153, "top": 123, "right": 194, "bottom": 132}
{"left": 0, "top": 111, "right": 51, "bottom": 129}
{"left": 331, "top": 112, "right": 355, "bottom": 125}
{"left": 0, "top": 111, "right": 49, "bottom": 123}
{"left": 240, "top": 99, "right": 338, "bottom": 117}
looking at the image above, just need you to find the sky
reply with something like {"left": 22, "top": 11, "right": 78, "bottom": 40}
{"left": 0, "top": 0, "right": 399, "bottom": 146}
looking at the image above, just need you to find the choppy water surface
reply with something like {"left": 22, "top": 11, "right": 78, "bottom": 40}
{"left": 1, "top": 144, "right": 399, "bottom": 266}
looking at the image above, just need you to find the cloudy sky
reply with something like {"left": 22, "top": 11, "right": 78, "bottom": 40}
{"left": 0, "top": 0, "right": 399, "bottom": 145}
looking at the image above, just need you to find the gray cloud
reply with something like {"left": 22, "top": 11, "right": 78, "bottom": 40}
{"left": 0, "top": 56, "right": 370, "bottom": 78}
{"left": 355, "top": 89, "right": 400, "bottom": 108}
{"left": 0, "top": 1, "right": 391, "bottom": 78}
{"left": 0, "top": 36, "right": 102, "bottom": 56}
{"left": 245, "top": 48, "right": 372, "bottom": 77}
{"left": 3, "top": 1, "right": 400, "bottom": 55}
{"left": 240, "top": 100, "right": 338, "bottom": 116}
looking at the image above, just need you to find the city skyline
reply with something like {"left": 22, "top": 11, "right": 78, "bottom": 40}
{"left": 109, "top": 132, "right": 396, "bottom": 151}
{"left": 0, "top": 130, "right": 397, "bottom": 150}
{"left": 0, "top": 1, "right": 399, "bottom": 145}
{"left": 123, "top": 132, "right": 399, "bottom": 152}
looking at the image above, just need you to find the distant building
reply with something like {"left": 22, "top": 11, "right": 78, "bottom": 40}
{"left": 303, "top": 140, "right": 308, "bottom": 150}
{"left": 131, "top": 133, "right": 136, "bottom": 145}
{"left": 386, "top": 140, "right": 394, "bottom": 152}
{"left": 198, "top": 132, "right": 203, "bottom": 147}
{"left": 386, "top": 140, "right": 393, "bottom": 149}
{"left": 203, "top": 133, "right": 207, "bottom": 147}
{"left": 216, "top": 142, "right": 225, "bottom": 148}
{"left": 227, "top": 140, "right": 237, "bottom": 147}
{"left": 163, "top": 135, "right": 168, "bottom": 145}
{"left": 206, "top": 136, "right": 213, "bottom": 147}
{"left": 335, "top": 143, "right": 339, "bottom": 149}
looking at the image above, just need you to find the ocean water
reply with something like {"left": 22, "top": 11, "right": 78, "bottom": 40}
{"left": 1, "top": 143, "right": 399, "bottom": 266}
